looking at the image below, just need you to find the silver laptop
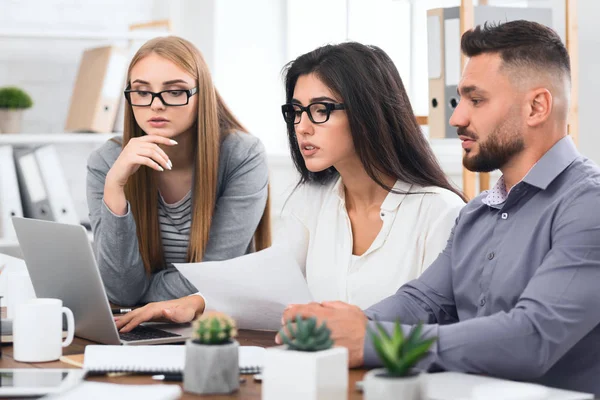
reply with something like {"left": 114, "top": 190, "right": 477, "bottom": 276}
{"left": 12, "top": 217, "right": 191, "bottom": 345}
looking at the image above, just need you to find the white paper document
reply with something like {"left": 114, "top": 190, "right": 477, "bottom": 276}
{"left": 43, "top": 381, "right": 181, "bottom": 400}
{"left": 426, "top": 372, "right": 593, "bottom": 400}
{"left": 175, "top": 246, "right": 313, "bottom": 330}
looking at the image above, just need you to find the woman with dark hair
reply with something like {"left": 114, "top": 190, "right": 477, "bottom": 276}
{"left": 277, "top": 42, "right": 466, "bottom": 308}
{"left": 114, "top": 42, "right": 465, "bottom": 332}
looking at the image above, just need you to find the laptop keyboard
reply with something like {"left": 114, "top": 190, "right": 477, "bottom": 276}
{"left": 119, "top": 325, "right": 182, "bottom": 342}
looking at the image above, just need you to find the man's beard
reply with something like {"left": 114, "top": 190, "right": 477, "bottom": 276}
{"left": 460, "top": 120, "right": 525, "bottom": 173}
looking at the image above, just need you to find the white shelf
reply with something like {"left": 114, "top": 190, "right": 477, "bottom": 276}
{"left": 0, "top": 133, "right": 117, "bottom": 146}
{"left": 0, "top": 29, "right": 166, "bottom": 41}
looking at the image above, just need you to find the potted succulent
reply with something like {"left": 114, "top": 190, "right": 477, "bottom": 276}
{"left": 363, "top": 321, "right": 437, "bottom": 400}
{"left": 262, "top": 315, "right": 348, "bottom": 400}
{"left": 184, "top": 311, "right": 239, "bottom": 395}
{"left": 0, "top": 87, "right": 33, "bottom": 133}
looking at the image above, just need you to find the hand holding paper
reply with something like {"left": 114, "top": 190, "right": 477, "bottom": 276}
{"left": 175, "top": 246, "right": 313, "bottom": 330}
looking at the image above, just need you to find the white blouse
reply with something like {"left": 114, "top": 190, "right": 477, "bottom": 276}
{"left": 276, "top": 177, "right": 465, "bottom": 309}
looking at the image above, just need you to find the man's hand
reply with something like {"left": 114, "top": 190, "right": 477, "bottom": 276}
{"left": 115, "top": 295, "right": 205, "bottom": 332}
{"left": 276, "top": 301, "right": 368, "bottom": 367}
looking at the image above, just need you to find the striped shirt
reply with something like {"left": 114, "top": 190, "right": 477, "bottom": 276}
{"left": 158, "top": 190, "right": 192, "bottom": 264}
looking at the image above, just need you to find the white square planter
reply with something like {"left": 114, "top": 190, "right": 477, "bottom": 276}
{"left": 262, "top": 346, "right": 348, "bottom": 400}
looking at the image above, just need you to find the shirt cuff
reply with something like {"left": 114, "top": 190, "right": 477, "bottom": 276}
{"left": 188, "top": 292, "right": 207, "bottom": 313}
{"left": 363, "top": 320, "right": 385, "bottom": 367}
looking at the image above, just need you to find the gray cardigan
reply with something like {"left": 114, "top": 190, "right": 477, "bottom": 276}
{"left": 86, "top": 132, "right": 269, "bottom": 306}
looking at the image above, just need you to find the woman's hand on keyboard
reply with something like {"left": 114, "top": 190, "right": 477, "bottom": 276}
{"left": 115, "top": 295, "right": 206, "bottom": 332}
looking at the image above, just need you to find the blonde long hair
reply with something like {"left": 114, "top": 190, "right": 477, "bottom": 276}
{"left": 122, "top": 36, "right": 271, "bottom": 274}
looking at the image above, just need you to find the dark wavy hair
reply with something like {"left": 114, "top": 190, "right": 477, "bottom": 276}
{"left": 282, "top": 42, "right": 465, "bottom": 201}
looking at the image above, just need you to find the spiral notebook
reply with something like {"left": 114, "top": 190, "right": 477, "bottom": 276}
{"left": 83, "top": 345, "right": 265, "bottom": 374}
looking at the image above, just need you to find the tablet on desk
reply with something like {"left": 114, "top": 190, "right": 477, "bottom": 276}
{"left": 0, "top": 369, "right": 85, "bottom": 397}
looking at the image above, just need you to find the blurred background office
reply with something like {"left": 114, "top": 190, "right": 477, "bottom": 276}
{"left": 0, "top": 0, "right": 598, "bottom": 255}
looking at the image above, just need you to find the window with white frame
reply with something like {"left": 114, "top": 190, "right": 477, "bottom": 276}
{"left": 286, "top": 0, "right": 412, "bottom": 95}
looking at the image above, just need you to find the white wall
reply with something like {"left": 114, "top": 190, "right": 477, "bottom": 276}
{"left": 213, "top": 0, "right": 289, "bottom": 156}
{"left": 213, "top": 0, "right": 296, "bottom": 215}
{"left": 173, "top": 0, "right": 296, "bottom": 216}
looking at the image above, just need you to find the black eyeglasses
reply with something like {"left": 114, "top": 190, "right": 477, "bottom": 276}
{"left": 124, "top": 87, "right": 198, "bottom": 106}
{"left": 281, "top": 102, "right": 346, "bottom": 125}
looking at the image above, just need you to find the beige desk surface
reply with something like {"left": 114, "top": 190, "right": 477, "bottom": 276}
{"left": 0, "top": 329, "right": 368, "bottom": 399}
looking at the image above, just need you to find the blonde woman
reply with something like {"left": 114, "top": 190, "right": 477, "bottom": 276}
{"left": 86, "top": 36, "right": 271, "bottom": 308}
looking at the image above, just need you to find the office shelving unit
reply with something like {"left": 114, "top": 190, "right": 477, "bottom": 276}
{"left": 0, "top": 133, "right": 116, "bottom": 146}
{"left": 0, "top": 23, "right": 170, "bottom": 254}
{"left": 0, "top": 22, "right": 169, "bottom": 146}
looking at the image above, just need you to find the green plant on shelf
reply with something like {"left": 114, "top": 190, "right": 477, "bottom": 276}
{"left": 0, "top": 87, "right": 33, "bottom": 109}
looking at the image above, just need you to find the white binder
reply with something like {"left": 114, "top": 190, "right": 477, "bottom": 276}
{"left": 14, "top": 146, "right": 79, "bottom": 224}
{"left": 0, "top": 146, "right": 24, "bottom": 239}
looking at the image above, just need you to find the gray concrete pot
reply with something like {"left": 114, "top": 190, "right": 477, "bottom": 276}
{"left": 0, "top": 109, "right": 24, "bottom": 133}
{"left": 183, "top": 339, "right": 239, "bottom": 395}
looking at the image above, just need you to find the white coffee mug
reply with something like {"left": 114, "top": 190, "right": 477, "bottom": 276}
{"left": 13, "top": 298, "right": 75, "bottom": 362}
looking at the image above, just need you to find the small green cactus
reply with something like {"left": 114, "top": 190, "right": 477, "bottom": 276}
{"left": 278, "top": 315, "right": 333, "bottom": 352}
{"left": 192, "top": 312, "right": 238, "bottom": 345}
{"left": 369, "top": 320, "right": 436, "bottom": 377}
{"left": 0, "top": 87, "right": 33, "bottom": 109}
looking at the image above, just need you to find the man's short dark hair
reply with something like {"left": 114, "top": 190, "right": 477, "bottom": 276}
{"left": 461, "top": 20, "right": 570, "bottom": 81}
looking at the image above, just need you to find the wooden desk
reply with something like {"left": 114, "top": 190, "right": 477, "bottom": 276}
{"left": 0, "top": 330, "right": 367, "bottom": 399}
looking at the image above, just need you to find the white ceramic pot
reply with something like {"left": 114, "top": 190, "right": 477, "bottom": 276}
{"left": 363, "top": 368, "right": 424, "bottom": 400}
{"left": 183, "top": 339, "right": 239, "bottom": 395}
{"left": 0, "top": 109, "right": 24, "bottom": 133}
{"left": 262, "top": 345, "right": 348, "bottom": 400}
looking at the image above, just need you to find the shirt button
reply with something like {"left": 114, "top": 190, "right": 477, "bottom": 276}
{"left": 487, "top": 252, "right": 495, "bottom": 260}
{"left": 501, "top": 213, "right": 508, "bottom": 220}
{"left": 480, "top": 298, "right": 486, "bottom": 306}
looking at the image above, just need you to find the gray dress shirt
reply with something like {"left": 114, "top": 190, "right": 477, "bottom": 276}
{"left": 364, "top": 136, "right": 600, "bottom": 396}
